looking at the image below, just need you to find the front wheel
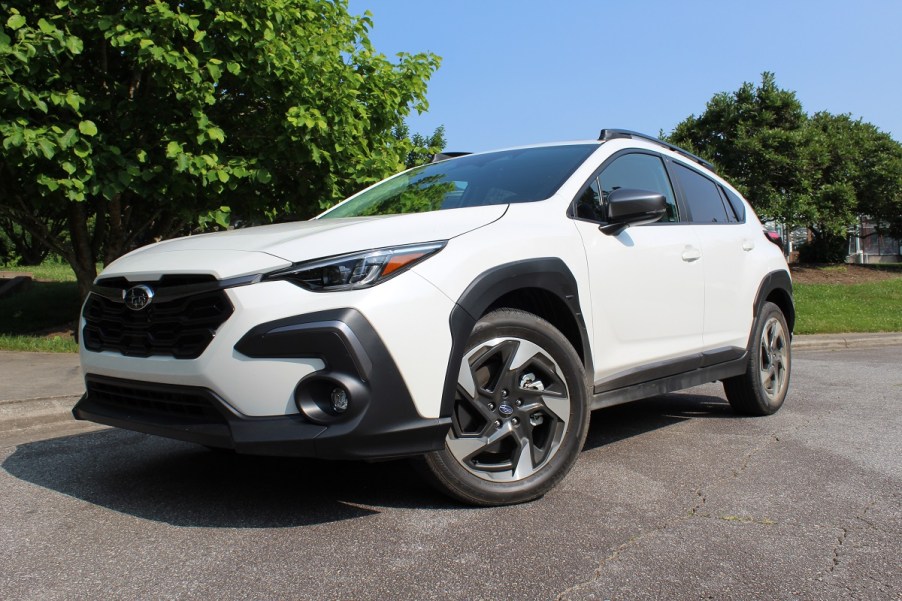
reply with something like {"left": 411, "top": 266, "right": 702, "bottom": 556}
{"left": 421, "top": 309, "right": 590, "bottom": 506}
{"left": 723, "top": 301, "right": 791, "bottom": 416}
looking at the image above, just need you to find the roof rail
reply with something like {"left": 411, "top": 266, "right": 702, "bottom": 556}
{"left": 598, "top": 129, "right": 714, "bottom": 170}
{"left": 430, "top": 151, "right": 471, "bottom": 163}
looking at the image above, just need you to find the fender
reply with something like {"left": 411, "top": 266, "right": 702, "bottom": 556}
{"left": 438, "top": 258, "right": 591, "bottom": 417}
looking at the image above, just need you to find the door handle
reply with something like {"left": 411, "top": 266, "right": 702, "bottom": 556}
{"left": 742, "top": 240, "right": 755, "bottom": 251}
{"left": 681, "top": 246, "right": 702, "bottom": 262}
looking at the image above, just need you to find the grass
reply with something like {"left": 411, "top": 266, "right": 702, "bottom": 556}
{"left": 1, "top": 260, "right": 82, "bottom": 353}
{"left": 0, "top": 334, "right": 78, "bottom": 353}
{"left": 0, "top": 259, "right": 79, "bottom": 282}
{"left": 794, "top": 279, "right": 902, "bottom": 334}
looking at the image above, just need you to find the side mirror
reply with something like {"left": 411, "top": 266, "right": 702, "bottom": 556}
{"left": 600, "top": 188, "right": 667, "bottom": 236}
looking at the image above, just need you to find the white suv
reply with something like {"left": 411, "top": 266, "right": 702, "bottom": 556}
{"left": 74, "top": 130, "right": 793, "bottom": 505}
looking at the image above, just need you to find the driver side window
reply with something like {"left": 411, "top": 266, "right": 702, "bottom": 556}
{"left": 575, "top": 153, "right": 679, "bottom": 223}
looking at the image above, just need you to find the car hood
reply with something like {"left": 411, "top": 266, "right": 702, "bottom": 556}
{"left": 99, "top": 205, "right": 507, "bottom": 281}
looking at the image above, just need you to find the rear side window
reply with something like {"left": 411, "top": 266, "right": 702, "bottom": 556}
{"left": 721, "top": 187, "right": 747, "bottom": 222}
{"left": 670, "top": 162, "right": 730, "bottom": 224}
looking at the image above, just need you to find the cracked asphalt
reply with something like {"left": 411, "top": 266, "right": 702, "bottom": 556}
{"left": 1, "top": 345, "right": 899, "bottom": 600}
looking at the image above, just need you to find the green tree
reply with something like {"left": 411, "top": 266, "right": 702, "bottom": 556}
{"left": 667, "top": 72, "right": 813, "bottom": 234}
{"left": 805, "top": 113, "right": 902, "bottom": 257}
{"left": 1, "top": 0, "right": 440, "bottom": 295}
{"left": 667, "top": 72, "right": 902, "bottom": 260}
{"left": 0, "top": 217, "right": 63, "bottom": 264}
{"left": 809, "top": 112, "right": 902, "bottom": 239}
{"left": 393, "top": 123, "right": 447, "bottom": 169}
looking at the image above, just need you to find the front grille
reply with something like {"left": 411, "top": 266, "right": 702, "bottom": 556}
{"left": 82, "top": 275, "right": 234, "bottom": 359}
{"left": 86, "top": 377, "right": 227, "bottom": 423}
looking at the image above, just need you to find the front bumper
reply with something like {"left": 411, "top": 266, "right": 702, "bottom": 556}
{"left": 74, "top": 307, "right": 451, "bottom": 460}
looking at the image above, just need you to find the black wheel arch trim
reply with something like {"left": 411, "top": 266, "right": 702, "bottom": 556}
{"left": 752, "top": 270, "right": 795, "bottom": 336}
{"left": 439, "top": 258, "right": 591, "bottom": 418}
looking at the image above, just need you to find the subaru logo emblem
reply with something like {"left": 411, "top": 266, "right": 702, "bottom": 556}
{"left": 124, "top": 285, "right": 154, "bottom": 311}
{"left": 498, "top": 403, "right": 514, "bottom": 416}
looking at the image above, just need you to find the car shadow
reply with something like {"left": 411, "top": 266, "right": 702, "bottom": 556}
{"left": 583, "top": 390, "right": 734, "bottom": 451}
{"left": 2, "top": 391, "right": 733, "bottom": 528}
{"left": 2, "top": 427, "right": 449, "bottom": 528}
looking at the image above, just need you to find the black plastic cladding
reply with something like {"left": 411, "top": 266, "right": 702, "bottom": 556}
{"left": 233, "top": 308, "right": 450, "bottom": 459}
{"left": 753, "top": 270, "right": 795, "bottom": 335}
{"left": 72, "top": 375, "right": 331, "bottom": 453}
{"left": 440, "top": 258, "right": 590, "bottom": 418}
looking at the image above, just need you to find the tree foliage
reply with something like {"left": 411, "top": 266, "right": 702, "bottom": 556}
{"left": 667, "top": 72, "right": 902, "bottom": 257}
{"left": 0, "top": 0, "right": 440, "bottom": 293}
{"left": 0, "top": 217, "right": 61, "bottom": 264}
{"left": 393, "top": 123, "right": 447, "bottom": 169}
{"left": 667, "top": 73, "right": 811, "bottom": 230}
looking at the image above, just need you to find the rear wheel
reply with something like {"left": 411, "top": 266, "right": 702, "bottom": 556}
{"left": 723, "top": 301, "right": 791, "bottom": 415}
{"left": 421, "top": 309, "right": 589, "bottom": 506}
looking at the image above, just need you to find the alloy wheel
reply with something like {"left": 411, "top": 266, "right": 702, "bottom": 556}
{"left": 447, "top": 336, "right": 571, "bottom": 482}
{"left": 758, "top": 316, "right": 788, "bottom": 401}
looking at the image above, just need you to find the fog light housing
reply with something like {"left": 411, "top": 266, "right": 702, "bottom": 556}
{"left": 294, "top": 374, "right": 364, "bottom": 424}
{"left": 330, "top": 387, "right": 349, "bottom": 413}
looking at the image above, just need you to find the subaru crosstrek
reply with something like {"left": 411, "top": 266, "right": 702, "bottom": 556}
{"left": 74, "top": 129, "right": 794, "bottom": 505}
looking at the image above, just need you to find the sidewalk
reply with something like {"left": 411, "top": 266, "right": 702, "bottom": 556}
{"left": 1, "top": 332, "right": 900, "bottom": 433}
{"left": 0, "top": 351, "right": 84, "bottom": 431}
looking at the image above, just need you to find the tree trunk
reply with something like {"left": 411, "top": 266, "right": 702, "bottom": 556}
{"left": 104, "top": 193, "right": 127, "bottom": 265}
{"left": 67, "top": 203, "right": 98, "bottom": 298}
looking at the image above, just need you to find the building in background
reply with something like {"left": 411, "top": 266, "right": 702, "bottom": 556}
{"left": 848, "top": 217, "right": 902, "bottom": 264}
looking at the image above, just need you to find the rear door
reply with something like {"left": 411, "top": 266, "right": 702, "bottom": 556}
{"left": 667, "top": 161, "right": 755, "bottom": 354}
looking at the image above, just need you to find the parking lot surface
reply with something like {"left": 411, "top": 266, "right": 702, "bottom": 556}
{"left": 1, "top": 345, "right": 900, "bottom": 600}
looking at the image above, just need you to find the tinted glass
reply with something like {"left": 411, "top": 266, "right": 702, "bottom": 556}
{"left": 321, "top": 144, "right": 598, "bottom": 218}
{"left": 591, "top": 153, "right": 678, "bottom": 223}
{"left": 574, "top": 177, "right": 605, "bottom": 221}
{"left": 722, "top": 186, "right": 747, "bottom": 222}
{"left": 671, "top": 163, "right": 730, "bottom": 224}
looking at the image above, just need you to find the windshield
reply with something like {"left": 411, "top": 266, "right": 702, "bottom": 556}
{"left": 320, "top": 144, "right": 598, "bottom": 218}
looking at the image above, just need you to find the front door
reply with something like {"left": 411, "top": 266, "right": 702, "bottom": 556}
{"left": 572, "top": 152, "right": 705, "bottom": 388}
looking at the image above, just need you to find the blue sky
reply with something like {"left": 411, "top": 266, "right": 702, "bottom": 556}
{"left": 347, "top": 0, "right": 902, "bottom": 152}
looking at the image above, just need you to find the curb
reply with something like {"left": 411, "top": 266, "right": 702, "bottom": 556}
{"left": 0, "top": 395, "right": 81, "bottom": 432}
{"left": 0, "top": 334, "right": 900, "bottom": 435}
{"left": 791, "top": 333, "right": 902, "bottom": 351}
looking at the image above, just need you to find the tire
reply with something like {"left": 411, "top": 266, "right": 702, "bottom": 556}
{"left": 420, "top": 309, "right": 590, "bottom": 506}
{"left": 723, "top": 301, "right": 791, "bottom": 416}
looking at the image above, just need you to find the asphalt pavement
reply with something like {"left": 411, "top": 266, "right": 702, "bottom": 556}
{"left": 0, "top": 340, "right": 900, "bottom": 599}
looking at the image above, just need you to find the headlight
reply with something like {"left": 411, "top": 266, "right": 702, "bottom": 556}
{"left": 266, "top": 241, "right": 446, "bottom": 292}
